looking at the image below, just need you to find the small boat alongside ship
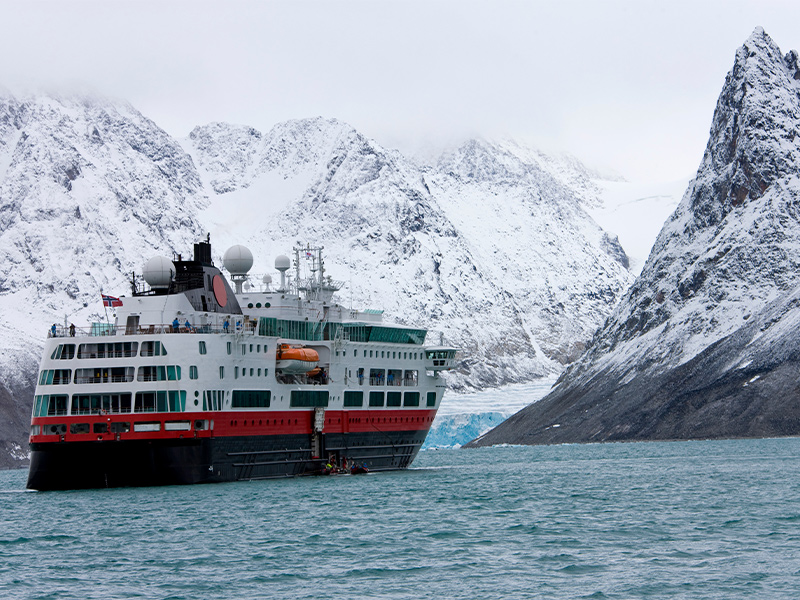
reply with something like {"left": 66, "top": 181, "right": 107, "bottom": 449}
{"left": 27, "top": 240, "right": 457, "bottom": 490}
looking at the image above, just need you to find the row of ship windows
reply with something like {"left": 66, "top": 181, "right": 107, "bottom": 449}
{"left": 353, "top": 368, "right": 418, "bottom": 386}
{"left": 33, "top": 391, "right": 187, "bottom": 416}
{"left": 54, "top": 341, "right": 437, "bottom": 362}
{"left": 40, "top": 365, "right": 274, "bottom": 385}
{"left": 42, "top": 365, "right": 424, "bottom": 386}
{"left": 39, "top": 366, "right": 186, "bottom": 385}
{"left": 32, "top": 389, "right": 437, "bottom": 417}
{"left": 339, "top": 349, "right": 421, "bottom": 360}
{"left": 202, "top": 341, "right": 271, "bottom": 356}
{"left": 51, "top": 342, "right": 167, "bottom": 360}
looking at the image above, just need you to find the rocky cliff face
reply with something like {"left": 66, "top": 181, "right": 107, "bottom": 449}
{"left": 468, "top": 28, "right": 800, "bottom": 447}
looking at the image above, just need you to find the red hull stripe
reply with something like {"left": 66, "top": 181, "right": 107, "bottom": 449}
{"left": 30, "top": 409, "right": 438, "bottom": 443}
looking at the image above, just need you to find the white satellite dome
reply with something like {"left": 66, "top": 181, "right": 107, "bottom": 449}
{"left": 262, "top": 274, "right": 273, "bottom": 284}
{"left": 274, "top": 255, "right": 291, "bottom": 272}
{"left": 143, "top": 256, "right": 175, "bottom": 289}
{"left": 223, "top": 245, "right": 254, "bottom": 275}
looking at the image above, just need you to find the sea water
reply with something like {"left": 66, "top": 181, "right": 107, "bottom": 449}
{"left": 1, "top": 438, "right": 799, "bottom": 599}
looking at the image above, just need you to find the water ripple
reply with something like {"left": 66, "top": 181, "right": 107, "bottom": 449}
{"left": 1, "top": 437, "right": 800, "bottom": 599}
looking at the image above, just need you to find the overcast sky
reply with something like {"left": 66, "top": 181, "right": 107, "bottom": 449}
{"left": 1, "top": 0, "right": 799, "bottom": 182}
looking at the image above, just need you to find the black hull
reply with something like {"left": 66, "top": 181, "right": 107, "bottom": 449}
{"left": 27, "top": 429, "right": 427, "bottom": 491}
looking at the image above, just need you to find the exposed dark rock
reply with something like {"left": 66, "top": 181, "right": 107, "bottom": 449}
{"left": 468, "top": 28, "right": 800, "bottom": 448}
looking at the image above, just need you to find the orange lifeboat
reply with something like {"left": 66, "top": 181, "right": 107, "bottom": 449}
{"left": 275, "top": 343, "right": 319, "bottom": 373}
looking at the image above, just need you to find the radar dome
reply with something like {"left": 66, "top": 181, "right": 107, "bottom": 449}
{"left": 262, "top": 274, "right": 273, "bottom": 284}
{"left": 223, "top": 245, "right": 254, "bottom": 275}
{"left": 275, "top": 255, "right": 291, "bottom": 271}
{"left": 143, "top": 256, "right": 175, "bottom": 289}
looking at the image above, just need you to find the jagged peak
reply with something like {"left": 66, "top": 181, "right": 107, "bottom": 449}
{"left": 682, "top": 29, "right": 800, "bottom": 230}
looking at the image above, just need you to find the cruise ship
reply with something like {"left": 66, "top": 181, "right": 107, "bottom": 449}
{"left": 27, "top": 239, "right": 457, "bottom": 490}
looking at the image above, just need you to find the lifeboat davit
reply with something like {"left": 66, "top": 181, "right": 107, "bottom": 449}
{"left": 275, "top": 344, "right": 319, "bottom": 373}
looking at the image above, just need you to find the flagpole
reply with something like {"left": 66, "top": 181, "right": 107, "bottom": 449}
{"left": 101, "top": 289, "right": 110, "bottom": 328}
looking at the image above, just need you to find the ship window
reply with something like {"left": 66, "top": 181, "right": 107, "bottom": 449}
{"left": 290, "top": 390, "right": 329, "bottom": 407}
{"left": 369, "top": 350, "right": 373, "bottom": 358}
{"left": 219, "top": 366, "right": 225, "bottom": 379}
{"left": 368, "top": 391, "right": 384, "bottom": 407}
{"left": 381, "top": 351, "right": 385, "bottom": 358}
{"left": 189, "top": 366, "right": 199, "bottom": 380}
{"left": 51, "top": 344, "right": 76, "bottom": 360}
{"left": 249, "top": 344, "right": 253, "bottom": 352}
{"left": 69, "top": 423, "right": 90, "bottom": 434}
{"left": 232, "top": 390, "right": 271, "bottom": 408}
{"left": 33, "top": 394, "right": 68, "bottom": 417}
{"left": 199, "top": 341, "right": 207, "bottom": 355}
{"left": 168, "top": 391, "right": 186, "bottom": 412}
{"left": 93, "top": 422, "right": 108, "bottom": 434}
{"left": 137, "top": 366, "right": 180, "bottom": 382}
{"left": 344, "top": 391, "right": 363, "bottom": 407}
{"left": 427, "top": 392, "right": 436, "bottom": 407}
{"left": 387, "top": 391, "right": 401, "bottom": 407}
{"left": 77, "top": 342, "right": 138, "bottom": 359}
{"left": 353, "top": 350, "right": 356, "bottom": 357}
{"left": 140, "top": 341, "right": 166, "bottom": 357}
{"left": 369, "top": 369, "right": 385, "bottom": 385}
{"left": 256, "top": 303, "right": 262, "bottom": 308}
{"left": 39, "top": 369, "right": 72, "bottom": 385}
{"left": 75, "top": 367, "right": 134, "bottom": 384}
{"left": 241, "top": 345, "right": 246, "bottom": 355}
{"left": 357, "top": 368, "right": 365, "bottom": 385}
{"left": 235, "top": 367, "right": 239, "bottom": 379}
{"left": 247, "top": 303, "right": 254, "bottom": 309}
{"left": 257, "top": 368, "right": 261, "bottom": 376}
{"left": 392, "top": 352, "right": 396, "bottom": 359}
{"left": 250, "top": 368, "right": 254, "bottom": 376}
{"left": 227, "top": 342, "right": 232, "bottom": 355}
{"left": 404, "top": 392, "right": 420, "bottom": 407}
{"left": 387, "top": 369, "right": 401, "bottom": 386}
{"left": 403, "top": 370, "right": 418, "bottom": 386}
{"left": 109, "top": 422, "right": 130, "bottom": 433}
{"left": 134, "top": 392, "right": 157, "bottom": 413}
{"left": 403, "top": 352, "right": 407, "bottom": 359}
{"left": 257, "top": 345, "right": 261, "bottom": 353}
{"left": 71, "top": 393, "right": 132, "bottom": 415}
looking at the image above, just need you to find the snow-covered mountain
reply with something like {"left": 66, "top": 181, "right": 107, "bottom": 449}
{"left": 184, "top": 119, "right": 634, "bottom": 389}
{"left": 0, "top": 94, "right": 635, "bottom": 467}
{"left": 468, "top": 28, "right": 800, "bottom": 447}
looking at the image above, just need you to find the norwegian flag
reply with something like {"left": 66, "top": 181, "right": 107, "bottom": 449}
{"left": 102, "top": 294, "right": 122, "bottom": 308}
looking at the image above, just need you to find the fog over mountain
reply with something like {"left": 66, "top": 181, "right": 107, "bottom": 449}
{"left": 0, "top": 97, "right": 634, "bottom": 467}
{"left": 469, "top": 28, "right": 800, "bottom": 448}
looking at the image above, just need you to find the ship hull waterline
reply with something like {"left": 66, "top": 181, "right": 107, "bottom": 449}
{"left": 27, "top": 430, "right": 427, "bottom": 491}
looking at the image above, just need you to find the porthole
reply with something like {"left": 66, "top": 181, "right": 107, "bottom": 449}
{"left": 247, "top": 303, "right": 254, "bottom": 308}
{"left": 256, "top": 303, "right": 262, "bottom": 308}
{"left": 265, "top": 302, "right": 271, "bottom": 308}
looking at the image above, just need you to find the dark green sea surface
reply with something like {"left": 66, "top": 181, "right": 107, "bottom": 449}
{"left": 1, "top": 438, "right": 799, "bottom": 599}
